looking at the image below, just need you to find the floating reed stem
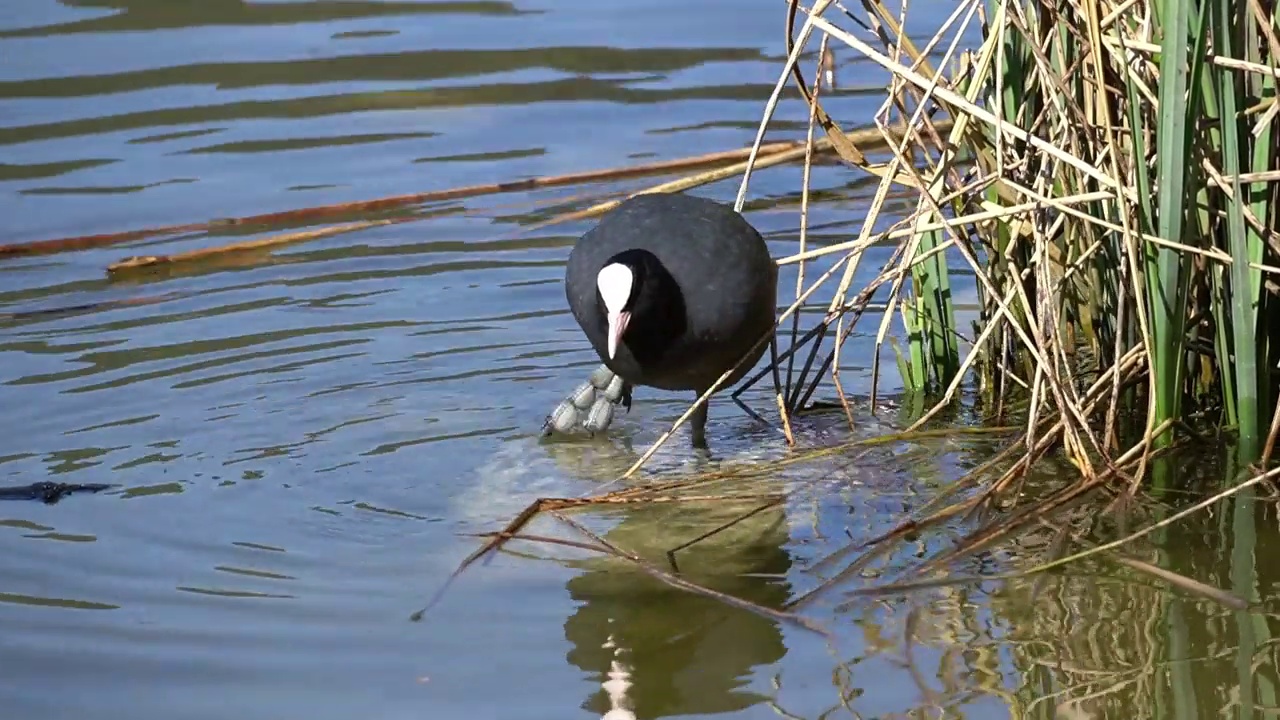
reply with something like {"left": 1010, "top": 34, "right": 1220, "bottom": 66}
{"left": 3, "top": 120, "right": 948, "bottom": 263}
{"left": 0, "top": 143, "right": 785, "bottom": 259}
{"left": 104, "top": 219, "right": 400, "bottom": 275}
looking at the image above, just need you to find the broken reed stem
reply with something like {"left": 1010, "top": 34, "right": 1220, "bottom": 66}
{"left": 1022, "top": 464, "right": 1280, "bottom": 579}
{"left": 424, "top": 422, "right": 1017, "bottom": 615}
{"left": 547, "top": 509, "right": 826, "bottom": 634}
{"left": 77, "top": 116, "right": 946, "bottom": 281}
{"left": 4, "top": 116, "right": 948, "bottom": 267}
{"left": 94, "top": 191, "right": 619, "bottom": 279}
{"left": 1, "top": 140, "right": 792, "bottom": 259}
{"left": 104, "top": 219, "right": 400, "bottom": 274}
{"left": 776, "top": 392, "right": 797, "bottom": 446}
{"left": 523, "top": 118, "right": 951, "bottom": 235}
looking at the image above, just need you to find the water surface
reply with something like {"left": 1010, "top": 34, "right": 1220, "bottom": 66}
{"left": 4, "top": 2, "right": 1278, "bottom": 719}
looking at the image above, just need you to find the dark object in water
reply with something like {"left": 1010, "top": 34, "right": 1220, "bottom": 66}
{"left": 545, "top": 192, "right": 778, "bottom": 448}
{"left": 0, "top": 481, "right": 113, "bottom": 504}
{"left": 0, "top": 294, "right": 175, "bottom": 323}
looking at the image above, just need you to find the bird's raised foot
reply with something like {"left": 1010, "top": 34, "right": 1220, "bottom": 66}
{"left": 541, "top": 365, "right": 632, "bottom": 438}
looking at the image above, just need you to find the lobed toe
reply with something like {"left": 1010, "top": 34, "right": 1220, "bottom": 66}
{"left": 588, "top": 364, "right": 615, "bottom": 389}
{"left": 602, "top": 374, "right": 626, "bottom": 403}
{"left": 545, "top": 400, "right": 581, "bottom": 434}
{"left": 568, "top": 381, "right": 597, "bottom": 409}
{"left": 583, "top": 396, "right": 615, "bottom": 434}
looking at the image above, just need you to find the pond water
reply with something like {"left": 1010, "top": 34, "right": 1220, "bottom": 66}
{"left": 3, "top": 2, "right": 1279, "bottom": 719}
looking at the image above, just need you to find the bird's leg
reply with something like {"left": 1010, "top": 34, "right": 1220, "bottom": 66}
{"left": 542, "top": 364, "right": 634, "bottom": 437}
{"left": 689, "top": 395, "right": 710, "bottom": 449}
{"left": 619, "top": 381, "right": 633, "bottom": 412}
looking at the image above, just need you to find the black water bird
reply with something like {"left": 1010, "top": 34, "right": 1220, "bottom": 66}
{"left": 544, "top": 192, "right": 778, "bottom": 448}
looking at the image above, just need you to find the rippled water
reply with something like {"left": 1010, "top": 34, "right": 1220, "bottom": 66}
{"left": 0, "top": 3, "right": 916, "bottom": 717}
{"left": 6, "top": 2, "right": 1278, "bottom": 719}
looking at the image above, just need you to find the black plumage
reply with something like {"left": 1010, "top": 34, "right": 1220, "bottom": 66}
{"left": 557, "top": 192, "right": 778, "bottom": 447}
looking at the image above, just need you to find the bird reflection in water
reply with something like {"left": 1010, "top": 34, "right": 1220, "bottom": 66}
{"left": 559, "top": 498, "right": 794, "bottom": 718}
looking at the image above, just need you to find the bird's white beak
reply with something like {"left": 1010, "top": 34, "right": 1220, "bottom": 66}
{"left": 606, "top": 310, "right": 631, "bottom": 359}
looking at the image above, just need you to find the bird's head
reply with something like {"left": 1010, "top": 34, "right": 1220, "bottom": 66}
{"left": 594, "top": 248, "right": 686, "bottom": 364}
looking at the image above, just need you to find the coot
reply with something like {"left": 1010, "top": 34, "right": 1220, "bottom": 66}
{"left": 543, "top": 192, "right": 778, "bottom": 447}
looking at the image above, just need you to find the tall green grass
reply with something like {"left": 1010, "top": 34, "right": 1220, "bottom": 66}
{"left": 961, "top": 0, "right": 1276, "bottom": 459}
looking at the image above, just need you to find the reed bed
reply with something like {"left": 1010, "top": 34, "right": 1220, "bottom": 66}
{"left": 757, "top": 0, "right": 1280, "bottom": 458}
{"left": 682, "top": 0, "right": 1280, "bottom": 577}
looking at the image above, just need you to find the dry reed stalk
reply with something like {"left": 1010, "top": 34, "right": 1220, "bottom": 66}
{"left": 775, "top": 392, "right": 797, "bottom": 446}
{"left": 1, "top": 141, "right": 796, "bottom": 260}
{"left": 111, "top": 117, "right": 949, "bottom": 282}
{"left": 424, "top": 423, "right": 1017, "bottom": 619}
{"left": 93, "top": 118, "right": 937, "bottom": 279}
{"left": 4, "top": 117, "right": 948, "bottom": 265}
{"left": 546, "top": 509, "right": 826, "bottom": 633}
{"left": 790, "top": 32, "right": 831, "bottom": 427}
{"left": 104, "top": 219, "right": 400, "bottom": 274}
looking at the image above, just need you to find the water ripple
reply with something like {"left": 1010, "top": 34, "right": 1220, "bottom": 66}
{"left": 0, "top": 1, "right": 945, "bottom": 718}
